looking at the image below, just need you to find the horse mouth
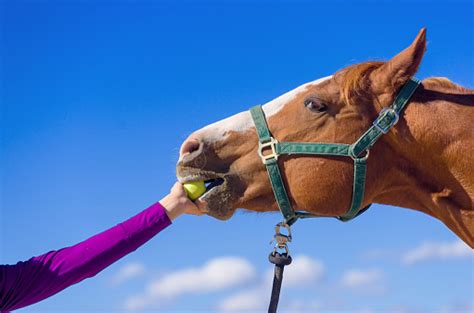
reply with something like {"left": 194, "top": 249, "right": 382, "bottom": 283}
{"left": 181, "top": 175, "right": 226, "bottom": 199}
{"left": 176, "top": 168, "right": 240, "bottom": 220}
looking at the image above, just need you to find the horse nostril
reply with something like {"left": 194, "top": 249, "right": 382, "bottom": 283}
{"left": 180, "top": 138, "right": 202, "bottom": 157}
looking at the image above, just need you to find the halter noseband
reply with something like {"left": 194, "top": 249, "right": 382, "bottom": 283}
{"left": 250, "top": 78, "right": 420, "bottom": 226}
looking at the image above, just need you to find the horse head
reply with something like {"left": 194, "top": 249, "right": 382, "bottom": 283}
{"left": 176, "top": 29, "right": 427, "bottom": 221}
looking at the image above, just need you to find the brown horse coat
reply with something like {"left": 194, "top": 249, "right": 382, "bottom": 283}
{"left": 177, "top": 29, "right": 474, "bottom": 247}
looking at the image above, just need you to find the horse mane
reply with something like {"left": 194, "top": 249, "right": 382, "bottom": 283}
{"left": 338, "top": 61, "right": 385, "bottom": 106}
{"left": 337, "top": 61, "right": 473, "bottom": 108}
{"left": 423, "top": 77, "right": 474, "bottom": 94}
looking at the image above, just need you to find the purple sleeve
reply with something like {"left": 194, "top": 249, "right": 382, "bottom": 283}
{"left": 0, "top": 202, "right": 172, "bottom": 312}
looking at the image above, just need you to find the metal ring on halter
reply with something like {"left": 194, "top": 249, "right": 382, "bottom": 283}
{"left": 349, "top": 147, "right": 370, "bottom": 161}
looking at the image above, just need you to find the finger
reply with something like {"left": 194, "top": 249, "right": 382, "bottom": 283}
{"left": 184, "top": 198, "right": 207, "bottom": 216}
{"left": 195, "top": 199, "right": 208, "bottom": 211}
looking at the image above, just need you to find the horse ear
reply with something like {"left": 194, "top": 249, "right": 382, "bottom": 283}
{"left": 371, "top": 28, "right": 427, "bottom": 93}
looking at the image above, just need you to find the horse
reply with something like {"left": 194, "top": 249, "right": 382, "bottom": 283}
{"left": 176, "top": 28, "right": 474, "bottom": 248}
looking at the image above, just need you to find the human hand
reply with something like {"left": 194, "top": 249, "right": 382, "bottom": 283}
{"left": 160, "top": 182, "right": 206, "bottom": 221}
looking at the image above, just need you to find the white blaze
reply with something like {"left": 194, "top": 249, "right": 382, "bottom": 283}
{"left": 197, "top": 76, "right": 332, "bottom": 142}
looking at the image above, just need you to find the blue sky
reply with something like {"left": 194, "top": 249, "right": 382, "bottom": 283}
{"left": 1, "top": 0, "right": 473, "bottom": 312}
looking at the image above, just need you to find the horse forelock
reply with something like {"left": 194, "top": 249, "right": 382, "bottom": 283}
{"left": 338, "top": 61, "right": 385, "bottom": 106}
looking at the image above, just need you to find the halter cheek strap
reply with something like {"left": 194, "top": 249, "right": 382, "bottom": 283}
{"left": 250, "top": 78, "right": 420, "bottom": 225}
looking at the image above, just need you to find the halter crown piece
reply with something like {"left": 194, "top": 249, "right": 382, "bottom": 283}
{"left": 250, "top": 78, "right": 420, "bottom": 226}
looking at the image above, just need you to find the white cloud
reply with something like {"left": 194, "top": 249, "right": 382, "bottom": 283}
{"left": 280, "top": 299, "right": 324, "bottom": 312}
{"left": 124, "top": 295, "right": 150, "bottom": 311}
{"left": 124, "top": 256, "right": 256, "bottom": 311}
{"left": 439, "top": 301, "right": 474, "bottom": 313}
{"left": 217, "top": 255, "right": 325, "bottom": 312}
{"left": 402, "top": 240, "right": 473, "bottom": 265}
{"left": 111, "top": 262, "right": 145, "bottom": 286}
{"left": 218, "top": 296, "right": 324, "bottom": 313}
{"left": 217, "top": 286, "right": 268, "bottom": 312}
{"left": 341, "top": 268, "right": 385, "bottom": 289}
{"left": 147, "top": 256, "right": 256, "bottom": 298}
{"left": 284, "top": 255, "right": 325, "bottom": 287}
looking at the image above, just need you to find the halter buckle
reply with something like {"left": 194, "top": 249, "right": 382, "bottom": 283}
{"left": 258, "top": 137, "right": 279, "bottom": 164}
{"left": 373, "top": 107, "right": 399, "bottom": 134}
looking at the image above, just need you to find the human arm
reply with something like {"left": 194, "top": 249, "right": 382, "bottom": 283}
{"left": 0, "top": 183, "right": 200, "bottom": 312}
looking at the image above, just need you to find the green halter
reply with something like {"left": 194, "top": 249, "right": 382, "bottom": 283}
{"left": 250, "top": 78, "right": 420, "bottom": 226}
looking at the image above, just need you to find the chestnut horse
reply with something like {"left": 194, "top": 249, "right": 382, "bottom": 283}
{"left": 177, "top": 28, "right": 474, "bottom": 248}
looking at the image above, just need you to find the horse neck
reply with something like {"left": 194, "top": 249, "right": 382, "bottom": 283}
{"left": 371, "top": 78, "right": 474, "bottom": 247}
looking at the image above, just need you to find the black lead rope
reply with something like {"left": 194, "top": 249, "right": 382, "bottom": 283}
{"left": 268, "top": 222, "right": 293, "bottom": 313}
{"left": 268, "top": 252, "right": 292, "bottom": 313}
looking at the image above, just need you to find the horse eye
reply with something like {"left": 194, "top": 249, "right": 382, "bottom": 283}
{"left": 304, "top": 98, "right": 327, "bottom": 113}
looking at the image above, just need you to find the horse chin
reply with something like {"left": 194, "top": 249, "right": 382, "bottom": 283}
{"left": 198, "top": 178, "right": 237, "bottom": 220}
{"left": 176, "top": 167, "right": 244, "bottom": 220}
